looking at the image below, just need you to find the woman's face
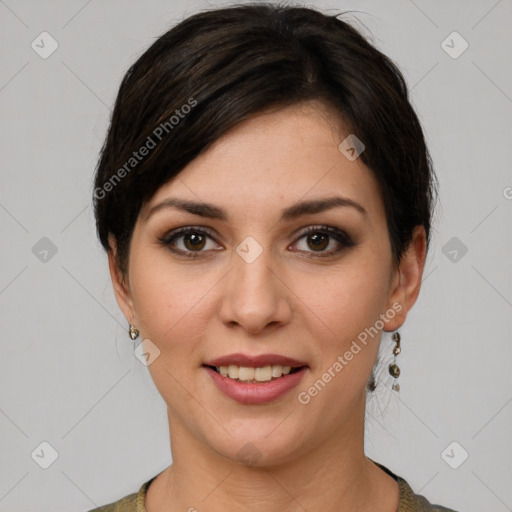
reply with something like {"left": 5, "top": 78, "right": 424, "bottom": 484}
{"left": 110, "top": 101, "right": 414, "bottom": 465}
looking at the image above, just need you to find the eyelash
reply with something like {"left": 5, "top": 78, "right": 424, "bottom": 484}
{"left": 157, "top": 225, "right": 356, "bottom": 259}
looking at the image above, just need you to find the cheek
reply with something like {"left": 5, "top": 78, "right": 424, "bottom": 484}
{"left": 289, "top": 251, "right": 392, "bottom": 403}
{"left": 128, "top": 248, "right": 218, "bottom": 360}
{"left": 128, "top": 253, "right": 219, "bottom": 408}
{"left": 294, "top": 251, "right": 391, "bottom": 340}
{"left": 289, "top": 266, "right": 389, "bottom": 419}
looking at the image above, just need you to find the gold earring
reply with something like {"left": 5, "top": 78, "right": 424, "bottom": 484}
{"left": 129, "top": 324, "right": 139, "bottom": 340}
{"left": 388, "top": 331, "right": 401, "bottom": 391}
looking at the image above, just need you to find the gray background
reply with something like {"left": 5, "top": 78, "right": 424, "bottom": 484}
{"left": 1, "top": 0, "right": 511, "bottom": 511}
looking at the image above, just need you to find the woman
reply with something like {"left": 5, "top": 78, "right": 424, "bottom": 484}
{"left": 89, "top": 3, "right": 457, "bottom": 511}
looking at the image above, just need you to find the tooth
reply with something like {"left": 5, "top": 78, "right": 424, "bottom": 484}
{"left": 271, "top": 365, "right": 283, "bottom": 377}
{"left": 238, "top": 366, "right": 255, "bottom": 381}
{"left": 219, "top": 364, "right": 296, "bottom": 381}
{"left": 228, "top": 365, "right": 239, "bottom": 379}
{"left": 255, "top": 366, "right": 272, "bottom": 382}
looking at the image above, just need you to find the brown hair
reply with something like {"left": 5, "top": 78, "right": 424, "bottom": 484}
{"left": 93, "top": 2, "right": 436, "bottom": 279}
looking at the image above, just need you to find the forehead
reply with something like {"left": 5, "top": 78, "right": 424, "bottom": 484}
{"left": 142, "top": 102, "right": 384, "bottom": 224}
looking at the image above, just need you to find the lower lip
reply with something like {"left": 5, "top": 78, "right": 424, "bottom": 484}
{"left": 204, "top": 366, "right": 307, "bottom": 405}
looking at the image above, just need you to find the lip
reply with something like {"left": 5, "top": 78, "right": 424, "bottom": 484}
{"left": 203, "top": 353, "right": 308, "bottom": 368}
{"left": 204, "top": 365, "right": 308, "bottom": 405}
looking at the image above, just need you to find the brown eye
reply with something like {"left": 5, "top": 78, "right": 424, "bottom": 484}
{"left": 158, "top": 227, "right": 221, "bottom": 258}
{"left": 182, "top": 232, "right": 207, "bottom": 251}
{"left": 292, "top": 226, "right": 356, "bottom": 257}
{"left": 306, "top": 232, "right": 329, "bottom": 252}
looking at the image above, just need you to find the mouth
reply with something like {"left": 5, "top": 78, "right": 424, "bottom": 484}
{"left": 202, "top": 353, "right": 309, "bottom": 404}
{"left": 203, "top": 364, "right": 304, "bottom": 383}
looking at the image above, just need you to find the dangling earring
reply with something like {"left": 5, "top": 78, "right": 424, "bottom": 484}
{"left": 388, "top": 331, "right": 401, "bottom": 392}
{"left": 129, "top": 324, "right": 139, "bottom": 340}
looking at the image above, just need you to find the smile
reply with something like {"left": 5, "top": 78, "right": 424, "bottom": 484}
{"left": 208, "top": 364, "right": 299, "bottom": 382}
{"left": 202, "top": 353, "right": 309, "bottom": 404}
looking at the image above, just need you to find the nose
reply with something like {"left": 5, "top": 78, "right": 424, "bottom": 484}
{"left": 218, "top": 246, "right": 293, "bottom": 336}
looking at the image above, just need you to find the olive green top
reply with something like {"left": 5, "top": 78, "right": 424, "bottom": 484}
{"left": 87, "top": 461, "right": 458, "bottom": 512}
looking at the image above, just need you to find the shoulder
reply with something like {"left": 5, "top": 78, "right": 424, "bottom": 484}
{"left": 397, "top": 477, "right": 459, "bottom": 512}
{"left": 86, "top": 475, "right": 155, "bottom": 512}
{"left": 372, "top": 460, "right": 459, "bottom": 512}
{"left": 86, "top": 492, "right": 138, "bottom": 512}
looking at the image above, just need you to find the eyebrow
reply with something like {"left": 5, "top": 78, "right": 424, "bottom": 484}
{"left": 144, "top": 195, "right": 367, "bottom": 222}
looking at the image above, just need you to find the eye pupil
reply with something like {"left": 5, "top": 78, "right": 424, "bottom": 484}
{"left": 308, "top": 233, "right": 329, "bottom": 251}
{"left": 184, "top": 233, "right": 206, "bottom": 251}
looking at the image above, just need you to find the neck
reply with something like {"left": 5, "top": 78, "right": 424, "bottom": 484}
{"left": 148, "top": 406, "right": 397, "bottom": 512}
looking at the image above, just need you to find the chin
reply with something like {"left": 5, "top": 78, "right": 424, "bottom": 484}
{"left": 201, "top": 418, "right": 311, "bottom": 468}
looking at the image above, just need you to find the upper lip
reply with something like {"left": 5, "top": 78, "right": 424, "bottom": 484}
{"left": 203, "top": 353, "right": 308, "bottom": 368}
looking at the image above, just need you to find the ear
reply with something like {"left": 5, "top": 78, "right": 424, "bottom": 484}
{"left": 383, "top": 225, "right": 427, "bottom": 331}
{"left": 107, "top": 234, "right": 135, "bottom": 325}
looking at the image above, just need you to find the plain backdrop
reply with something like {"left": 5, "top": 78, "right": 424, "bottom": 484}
{"left": 1, "top": 1, "right": 511, "bottom": 511}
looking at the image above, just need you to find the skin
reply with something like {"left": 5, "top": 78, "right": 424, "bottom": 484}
{"left": 108, "top": 100, "right": 427, "bottom": 511}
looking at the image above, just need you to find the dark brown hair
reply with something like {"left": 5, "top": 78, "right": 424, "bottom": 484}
{"left": 93, "top": 1, "right": 436, "bottom": 286}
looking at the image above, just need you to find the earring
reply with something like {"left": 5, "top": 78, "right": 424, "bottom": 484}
{"left": 129, "top": 324, "right": 139, "bottom": 340}
{"left": 388, "top": 331, "right": 401, "bottom": 392}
